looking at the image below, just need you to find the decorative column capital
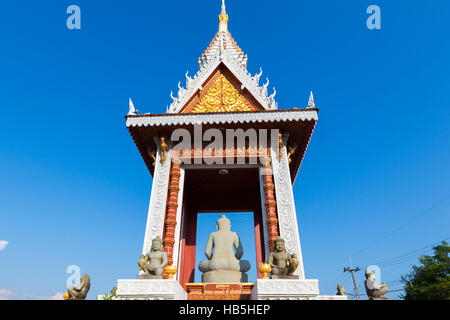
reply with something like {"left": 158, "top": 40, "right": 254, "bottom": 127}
{"left": 160, "top": 137, "right": 168, "bottom": 166}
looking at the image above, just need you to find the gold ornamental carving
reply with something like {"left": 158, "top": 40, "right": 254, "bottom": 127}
{"left": 287, "top": 143, "right": 298, "bottom": 164}
{"left": 150, "top": 150, "right": 156, "bottom": 167}
{"left": 164, "top": 265, "right": 177, "bottom": 280}
{"left": 219, "top": 13, "right": 228, "bottom": 24}
{"left": 259, "top": 262, "right": 272, "bottom": 280}
{"left": 190, "top": 74, "right": 256, "bottom": 113}
{"left": 160, "top": 137, "right": 168, "bottom": 165}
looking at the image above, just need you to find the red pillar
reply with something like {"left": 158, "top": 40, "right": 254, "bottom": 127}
{"left": 163, "top": 163, "right": 181, "bottom": 265}
{"left": 262, "top": 159, "right": 279, "bottom": 250}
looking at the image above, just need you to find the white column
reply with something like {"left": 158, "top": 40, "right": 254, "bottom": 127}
{"left": 142, "top": 137, "right": 172, "bottom": 255}
{"left": 270, "top": 134, "right": 305, "bottom": 279}
{"left": 172, "top": 165, "right": 185, "bottom": 279}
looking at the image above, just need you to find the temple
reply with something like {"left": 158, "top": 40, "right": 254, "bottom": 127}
{"left": 113, "top": 1, "right": 346, "bottom": 300}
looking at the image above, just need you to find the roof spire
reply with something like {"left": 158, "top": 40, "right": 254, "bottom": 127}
{"left": 219, "top": 0, "right": 229, "bottom": 33}
{"left": 221, "top": 0, "right": 226, "bottom": 13}
{"left": 308, "top": 91, "right": 316, "bottom": 108}
{"left": 128, "top": 98, "right": 138, "bottom": 115}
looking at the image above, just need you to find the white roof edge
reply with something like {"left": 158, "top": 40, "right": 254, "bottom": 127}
{"left": 126, "top": 109, "right": 318, "bottom": 128}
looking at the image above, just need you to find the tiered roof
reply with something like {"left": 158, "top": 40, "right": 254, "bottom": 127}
{"left": 126, "top": 0, "right": 319, "bottom": 183}
{"left": 130, "top": 0, "right": 279, "bottom": 116}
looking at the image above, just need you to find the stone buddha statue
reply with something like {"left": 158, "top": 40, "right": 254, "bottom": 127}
{"left": 198, "top": 215, "right": 251, "bottom": 283}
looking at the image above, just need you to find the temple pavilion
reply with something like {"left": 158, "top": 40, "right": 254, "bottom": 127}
{"left": 114, "top": 0, "right": 344, "bottom": 300}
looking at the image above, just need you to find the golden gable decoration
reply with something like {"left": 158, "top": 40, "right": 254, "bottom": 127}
{"left": 189, "top": 73, "right": 257, "bottom": 113}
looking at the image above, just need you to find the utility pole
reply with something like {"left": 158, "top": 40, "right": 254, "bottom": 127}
{"left": 344, "top": 267, "right": 361, "bottom": 300}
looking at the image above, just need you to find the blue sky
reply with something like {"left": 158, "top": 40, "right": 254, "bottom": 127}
{"left": 0, "top": 0, "right": 449, "bottom": 300}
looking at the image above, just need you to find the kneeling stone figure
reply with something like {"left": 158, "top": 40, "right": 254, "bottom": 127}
{"left": 137, "top": 236, "right": 168, "bottom": 279}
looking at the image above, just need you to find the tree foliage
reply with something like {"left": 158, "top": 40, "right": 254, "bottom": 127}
{"left": 401, "top": 241, "right": 450, "bottom": 300}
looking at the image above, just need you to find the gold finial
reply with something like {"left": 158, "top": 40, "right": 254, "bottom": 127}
{"left": 219, "top": 0, "right": 228, "bottom": 32}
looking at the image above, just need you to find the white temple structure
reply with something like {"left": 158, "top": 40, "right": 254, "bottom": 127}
{"left": 109, "top": 0, "right": 346, "bottom": 300}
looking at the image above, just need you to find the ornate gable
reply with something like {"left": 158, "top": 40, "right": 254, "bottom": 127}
{"left": 165, "top": 1, "right": 278, "bottom": 114}
{"left": 180, "top": 66, "right": 263, "bottom": 113}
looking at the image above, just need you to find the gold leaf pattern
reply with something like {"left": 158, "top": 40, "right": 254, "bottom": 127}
{"left": 190, "top": 74, "right": 256, "bottom": 113}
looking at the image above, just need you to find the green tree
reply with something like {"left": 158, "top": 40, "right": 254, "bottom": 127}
{"left": 401, "top": 241, "right": 450, "bottom": 300}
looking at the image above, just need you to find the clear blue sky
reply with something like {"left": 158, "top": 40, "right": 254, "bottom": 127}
{"left": 0, "top": 0, "right": 449, "bottom": 300}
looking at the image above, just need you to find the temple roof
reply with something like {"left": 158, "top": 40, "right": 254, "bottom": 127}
{"left": 127, "top": 108, "right": 318, "bottom": 183}
{"left": 129, "top": 0, "right": 279, "bottom": 116}
{"left": 200, "top": 31, "right": 246, "bottom": 70}
{"left": 126, "top": 1, "right": 319, "bottom": 183}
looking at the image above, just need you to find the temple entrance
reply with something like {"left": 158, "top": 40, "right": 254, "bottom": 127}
{"left": 177, "top": 167, "right": 266, "bottom": 288}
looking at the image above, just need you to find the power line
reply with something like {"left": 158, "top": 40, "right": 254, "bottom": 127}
{"left": 352, "top": 195, "right": 450, "bottom": 257}
{"left": 324, "top": 271, "right": 351, "bottom": 292}
{"left": 384, "top": 279, "right": 403, "bottom": 285}
{"left": 356, "top": 236, "right": 449, "bottom": 274}
{"left": 377, "top": 250, "right": 434, "bottom": 267}
{"left": 359, "top": 288, "right": 405, "bottom": 298}
{"left": 374, "top": 237, "right": 449, "bottom": 266}
{"left": 381, "top": 256, "right": 427, "bottom": 268}
{"left": 325, "top": 234, "right": 448, "bottom": 297}
{"left": 386, "top": 289, "right": 406, "bottom": 293}
{"left": 326, "top": 246, "right": 427, "bottom": 294}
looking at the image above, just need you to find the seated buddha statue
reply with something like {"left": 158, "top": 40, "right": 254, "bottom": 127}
{"left": 198, "top": 215, "right": 251, "bottom": 283}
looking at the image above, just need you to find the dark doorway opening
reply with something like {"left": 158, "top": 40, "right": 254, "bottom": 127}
{"left": 178, "top": 167, "right": 265, "bottom": 287}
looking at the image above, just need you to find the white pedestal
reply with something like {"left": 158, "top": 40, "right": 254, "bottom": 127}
{"left": 251, "top": 279, "right": 347, "bottom": 300}
{"left": 115, "top": 279, "right": 187, "bottom": 300}
{"left": 315, "top": 295, "right": 348, "bottom": 300}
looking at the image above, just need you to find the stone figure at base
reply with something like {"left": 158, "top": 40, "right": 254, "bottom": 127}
{"left": 337, "top": 284, "right": 346, "bottom": 296}
{"left": 65, "top": 274, "right": 91, "bottom": 300}
{"left": 198, "top": 215, "right": 251, "bottom": 283}
{"left": 364, "top": 269, "right": 390, "bottom": 300}
{"left": 268, "top": 237, "right": 298, "bottom": 279}
{"left": 137, "top": 236, "right": 168, "bottom": 279}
